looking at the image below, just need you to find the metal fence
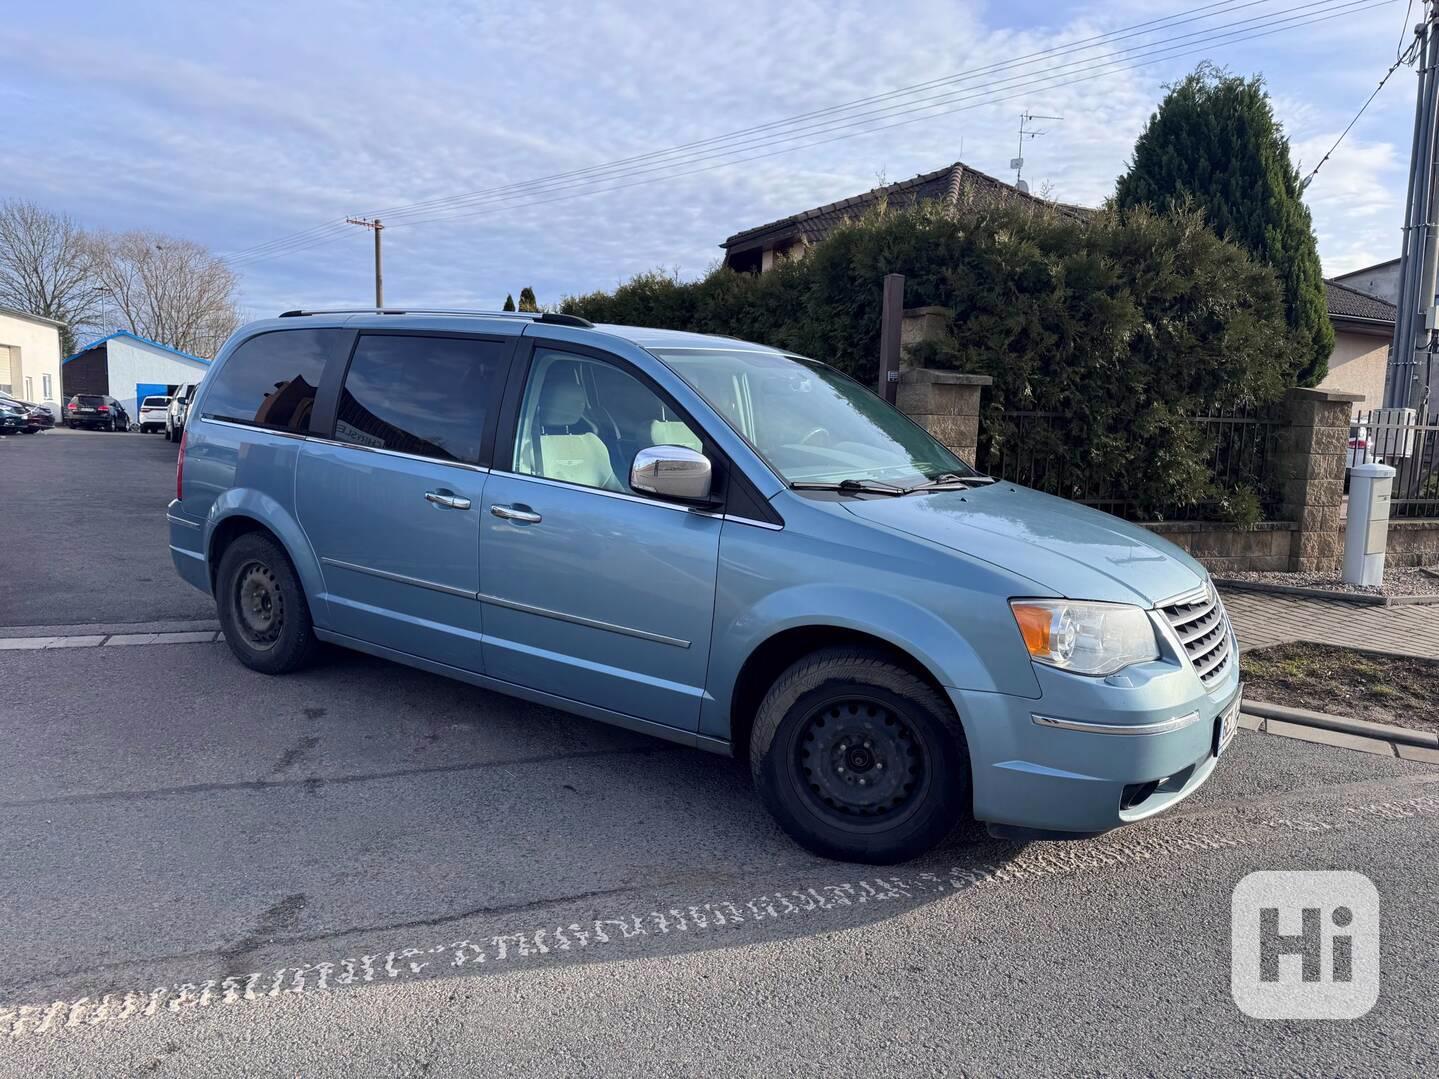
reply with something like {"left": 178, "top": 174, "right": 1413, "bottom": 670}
{"left": 1350, "top": 409, "right": 1439, "bottom": 519}
{"left": 976, "top": 402, "right": 1285, "bottom": 522}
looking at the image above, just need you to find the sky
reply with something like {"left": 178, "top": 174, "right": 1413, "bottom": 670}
{"left": 0, "top": 0, "right": 1420, "bottom": 322}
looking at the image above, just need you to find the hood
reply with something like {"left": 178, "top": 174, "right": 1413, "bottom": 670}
{"left": 842, "top": 483, "right": 1207, "bottom": 607}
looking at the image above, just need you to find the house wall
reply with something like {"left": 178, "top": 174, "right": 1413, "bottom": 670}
{"left": 1331, "top": 262, "right": 1400, "bottom": 305}
{"left": 102, "top": 338, "right": 209, "bottom": 416}
{"left": 1317, "top": 328, "right": 1389, "bottom": 414}
{"left": 0, "top": 312, "right": 63, "bottom": 409}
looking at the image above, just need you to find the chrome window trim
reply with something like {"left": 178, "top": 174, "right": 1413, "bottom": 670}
{"left": 200, "top": 416, "right": 308, "bottom": 441}
{"left": 488, "top": 469, "right": 698, "bottom": 514}
{"left": 1031, "top": 711, "right": 1202, "bottom": 736}
{"left": 320, "top": 557, "right": 476, "bottom": 600}
{"left": 477, "top": 592, "right": 691, "bottom": 649}
{"left": 720, "top": 514, "right": 783, "bottom": 531}
{"left": 303, "top": 435, "right": 490, "bottom": 474}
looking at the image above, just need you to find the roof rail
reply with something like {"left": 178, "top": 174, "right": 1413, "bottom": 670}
{"left": 276, "top": 307, "right": 594, "bottom": 328}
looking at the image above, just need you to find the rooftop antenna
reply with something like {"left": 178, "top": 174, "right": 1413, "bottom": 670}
{"left": 1012, "top": 111, "right": 1063, "bottom": 193}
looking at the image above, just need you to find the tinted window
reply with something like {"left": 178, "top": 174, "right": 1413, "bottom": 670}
{"left": 75, "top": 395, "right": 105, "bottom": 406}
{"left": 203, "top": 329, "right": 337, "bottom": 432}
{"left": 334, "top": 335, "right": 507, "bottom": 464}
{"left": 142, "top": 397, "right": 169, "bottom": 407}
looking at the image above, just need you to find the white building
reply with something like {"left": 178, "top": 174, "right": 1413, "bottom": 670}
{"left": 0, "top": 307, "right": 64, "bottom": 411}
{"left": 62, "top": 332, "right": 210, "bottom": 418}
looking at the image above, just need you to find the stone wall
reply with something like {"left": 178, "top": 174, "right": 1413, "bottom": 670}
{"left": 1140, "top": 521, "right": 1295, "bottom": 574}
{"left": 1385, "top": 520, "right": 1439, "bottom": 567}
{"left": 1277, "top": 386, "right": 1363, "bottom": 573}
{"left": 894, "top": 369, "right": 990, "bottom": 466}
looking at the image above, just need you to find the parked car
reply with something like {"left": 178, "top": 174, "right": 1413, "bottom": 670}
{"left": 65, "top": 394, "right": 129, "bottom": 431}
{"left": 166, "top": 382, "right": 199, "bottom": 442}
{"left": 0, "top": 400, "right": 27, "bottom": 435}
{"left": 138, "top": 395, "right": 172, "bottom": 433}
{"left": 1347, "top": 423, "right": 1382, "bottom": 469}
{"left": 0, "top": 391, "right": 53, "bottom": 432}
{"left": 169, "top": 311, "right": 1241, "bottom": 863}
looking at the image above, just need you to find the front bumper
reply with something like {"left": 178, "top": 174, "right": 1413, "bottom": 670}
{"left": 950, "top": 641, "right": 1241, "bottom": 836}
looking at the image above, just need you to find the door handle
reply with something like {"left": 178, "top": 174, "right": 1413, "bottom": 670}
{"left": 425, "top": 490, "right": 471, "bottom": 510}
{"left": 490, "top": 503, "right": 542, "bottom": 524}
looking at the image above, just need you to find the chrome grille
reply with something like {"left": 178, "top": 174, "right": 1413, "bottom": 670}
{"left": 1161, "top": 582, "right": 1233, "bottom": 688}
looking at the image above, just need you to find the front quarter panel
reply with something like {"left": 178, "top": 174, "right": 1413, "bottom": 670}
{"left": 701, "top": 496, "right": 1049, "bottom": 743}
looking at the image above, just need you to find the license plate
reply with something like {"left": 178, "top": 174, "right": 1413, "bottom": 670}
{"left": 1214, "top": 687, "right": 1243, "bottom": 757}
{"left": 80, "top": 408, "right": 95, "bottom": 413}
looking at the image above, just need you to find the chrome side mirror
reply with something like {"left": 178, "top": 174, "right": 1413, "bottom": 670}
{"left": 631, "top": 445, "right": 713, "bottom": 501}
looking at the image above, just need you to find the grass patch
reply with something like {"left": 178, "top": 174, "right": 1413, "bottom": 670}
{"left": 1240, "top": 642, "right": 1439, "bottom": 731}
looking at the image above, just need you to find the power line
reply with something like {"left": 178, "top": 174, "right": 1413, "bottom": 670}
{"left": 219, "top": 0, "right": 1275, "bottom": 263}
{"left": 1301, "top": 27, "right": 1423, "bottom": 189}
{"left": 375, "top": 0, "right": 1328, "bottom": 229}
{"left": 226, "top": 0, "right": 1390, "bottom": 268}
{"left": 225, "top": 0, "right": 1358, "bottom": 266}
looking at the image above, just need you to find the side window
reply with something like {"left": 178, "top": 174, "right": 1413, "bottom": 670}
{"left": 203, "top": 329, "right": 337, "bottom": 433}
{"left": 334, "top": 334, "right": 507, "bottom": 464}
{"left": 513, "top": 349, "right": 701, "bottom": 495}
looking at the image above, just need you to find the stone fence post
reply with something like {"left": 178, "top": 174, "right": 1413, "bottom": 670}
{"left": 895, "top": 370, "right": 991, "bottom": 466}
{"left": 1277, "top": 386, "right": 1363, "bottom": 574}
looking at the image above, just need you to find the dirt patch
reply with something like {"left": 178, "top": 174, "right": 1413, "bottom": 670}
{"left": 1220, "top": 565, "right": 1439, "bottom": 597}
{"left": 1241, "top": 642, "right": 1439, "bottom": 732}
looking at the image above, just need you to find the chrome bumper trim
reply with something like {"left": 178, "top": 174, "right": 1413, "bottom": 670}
{"left": 1031, "top": 710, "right": 1202, "bottom": 736}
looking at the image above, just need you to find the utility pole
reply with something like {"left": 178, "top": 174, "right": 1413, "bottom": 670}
{"left": 1011, "top": 112, "right": 1063, "bottom": 192}
{"left": 1387, "top": 2, "right": 1439, "bottom": 414}
{"left": 346, "top": 217, "right": 385, "bottom": 307}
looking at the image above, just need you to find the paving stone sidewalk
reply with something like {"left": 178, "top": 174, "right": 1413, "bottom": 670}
{"left": 1221, "top": 589, "right": 1439, "bottom": 657}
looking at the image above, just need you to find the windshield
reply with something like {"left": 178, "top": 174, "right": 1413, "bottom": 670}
{"left": 652, "top": 347, "right": 975, "bottom": 487}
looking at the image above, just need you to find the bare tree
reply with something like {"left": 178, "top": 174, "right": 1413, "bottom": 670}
{"left": 0, "top": 200, "right": 102, "bottom": 354}
{"left": 89, "top": 231, "right": 241, "bottom": 358}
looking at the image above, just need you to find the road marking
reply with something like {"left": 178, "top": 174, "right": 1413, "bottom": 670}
{"left": 8, "top": 790, "right": 1437, "bottom": 1043}
{"left": 0, "top": 631, "right": 221, "bottom": 651}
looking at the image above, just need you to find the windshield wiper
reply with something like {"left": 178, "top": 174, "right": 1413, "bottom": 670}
{"left": 904, "top": 473, "right": 997, "bottom": 493}
{"left": 790, "top": 478, "right": 908, "bottom": 496}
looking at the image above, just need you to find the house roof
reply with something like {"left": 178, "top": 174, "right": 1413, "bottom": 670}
{"left": 0, "top": 306, "right": 65, "bottom": 330}
{"left": 720, "top": 161, "right": 1085, "bottom": 254}
{"left": 1324, "top": 280, "right": 1397, "bottom": 325}
{"left": 62, "top": 330, "right": 211, "bottom": 366}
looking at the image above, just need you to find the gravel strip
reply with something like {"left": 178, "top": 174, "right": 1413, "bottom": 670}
{"left": 1220, "top": 565, "right": 1439, "bottom": 597}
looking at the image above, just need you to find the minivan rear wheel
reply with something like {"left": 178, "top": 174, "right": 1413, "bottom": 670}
{"left": 215, "top": 533, "right": 318, "bottom": 675}
{"left": 750, "top": 648, "right": 970, "bottom": 864}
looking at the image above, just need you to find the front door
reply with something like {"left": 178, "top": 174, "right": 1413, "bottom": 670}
{"left": 296, "top": 332, "right": 511, "bottom": 673}
{"left": 480, "top": 346, "right": 721, "bottom": 730}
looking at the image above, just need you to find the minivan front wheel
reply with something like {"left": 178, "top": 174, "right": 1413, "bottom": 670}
{"left": 750, "top": 648, "right": 970, "bottom": 864}
{"left": 215, "top": 533, "right": 318, "bottom": 674}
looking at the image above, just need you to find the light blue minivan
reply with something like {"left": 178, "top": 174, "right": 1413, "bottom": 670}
{"left": 169, "top": 309, "right": 1242, "bottom": 863}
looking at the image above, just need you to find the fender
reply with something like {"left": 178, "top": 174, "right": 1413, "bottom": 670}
{"left": 204, "top": 488, "right": 330, "bottom": 625}
{"left": 699, "top": 581, "right": 1043, "bottom": 743}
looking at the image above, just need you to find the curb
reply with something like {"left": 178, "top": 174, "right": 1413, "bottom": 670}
{"left": 1242, "top": 699, "right": 1439, "bottom": 749}
{"left": 1214, "top": 579, "right": 1439, "bottom": 606}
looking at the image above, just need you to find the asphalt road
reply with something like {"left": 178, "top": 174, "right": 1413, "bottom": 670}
{"left": 0, "top": 427, "right": 212, "bottom": 626}
{"left": 2, "top": 428, "right": 1437, "bottom": 1075}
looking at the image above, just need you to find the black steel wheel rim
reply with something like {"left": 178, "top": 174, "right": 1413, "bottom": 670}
{"left": 791, "top": 694, "right": 930, "bottom": 830}
{"left": 234, "top": 560, "right": 283, "bottom": 650}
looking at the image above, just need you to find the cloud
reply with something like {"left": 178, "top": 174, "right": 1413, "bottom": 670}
{"left": 0, "top": 0, "right": 1415, "bottom": 314}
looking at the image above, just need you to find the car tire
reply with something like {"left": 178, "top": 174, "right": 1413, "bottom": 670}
{"left": 750, "top": 647, "right": 971, "bottom": 864}
{"left": 164, "top": 426, "right": 173, "bottom": 442}
{"left": 215, "top": 533, "right": 319, "bottom": 675}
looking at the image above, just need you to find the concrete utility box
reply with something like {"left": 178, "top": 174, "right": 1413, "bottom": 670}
{"left": 1343, "top": 462, "right": 1397, "bottom": 586}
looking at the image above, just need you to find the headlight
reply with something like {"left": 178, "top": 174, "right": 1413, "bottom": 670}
{"left": 1009, "top": 599, "right": 1159, "bottom": 676}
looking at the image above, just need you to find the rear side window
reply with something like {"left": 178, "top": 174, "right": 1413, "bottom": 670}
{"left": 202, "top": 329, "right": 337, "bottom": 433}
{"left": 333, "top": 335, "right": 508, "bottom": 464}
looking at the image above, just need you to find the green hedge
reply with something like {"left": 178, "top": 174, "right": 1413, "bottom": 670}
{"left": 562, "top": 202, "right": 1296, "bottom": 520}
